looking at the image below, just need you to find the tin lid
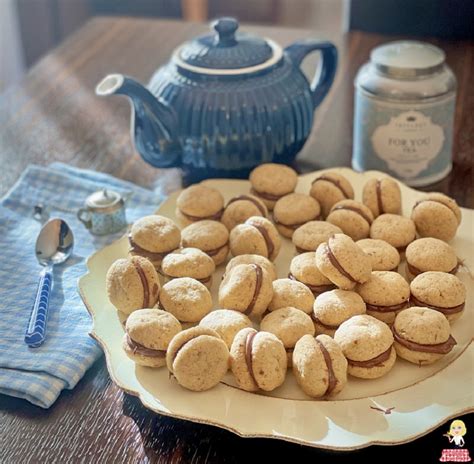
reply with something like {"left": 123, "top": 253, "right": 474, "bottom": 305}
{"left": 371, "top": 41, "right": 446, "bottom": 78}
{"left": 86, "top": 189, "right": 123, "bottom": 213}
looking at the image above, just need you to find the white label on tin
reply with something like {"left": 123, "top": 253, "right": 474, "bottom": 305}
{"left": 371, "top": 110, "right": 445, "bottom": 178}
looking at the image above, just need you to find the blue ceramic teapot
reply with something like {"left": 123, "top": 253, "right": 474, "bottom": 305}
{"left": 96, "top": 17, "right": 337, "bottom": 183}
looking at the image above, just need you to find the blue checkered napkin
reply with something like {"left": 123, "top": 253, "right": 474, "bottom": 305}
{"left": 0, "top": 163, "right": 178, "bottom": 408}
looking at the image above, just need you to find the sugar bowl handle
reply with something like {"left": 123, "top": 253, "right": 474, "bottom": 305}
{"left": 77, "top": 208, "right": 92, "bottom": 229}
{"left": 285, "top": 40, "right": 338, "bottom": 109}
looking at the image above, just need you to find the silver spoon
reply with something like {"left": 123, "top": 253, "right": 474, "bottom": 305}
{"left": 25, "top": 218, "right": 74, "bottom": 348}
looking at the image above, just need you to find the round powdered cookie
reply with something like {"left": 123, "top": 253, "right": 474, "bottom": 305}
{"left": 362, "top": 177, "right": 402, "bottom": 218}
{"left": 249, "top": 163, "right": 298, "bottom": 210}
{"left": 221, "top": 194, "right": 268, "bottom": 231}
{"left": 411, "top": 193, "right": 462, "bottom": 242}
{"left": 315, "top": 234, "right": 372, "bottom": 290}
{"left": 219, "top": 263, "right": 273, "bottom": 319}
{"left": 312, "top": 289, "right": 366, "bottom": 336}
{"left": 199, "top": 309, "right": 253, "bottom": 348}
{"left": 128, "top": 215, "right": 181, "bottom": 268}
{"left": 106, "top": 256, "right": 161, "bottom": 315}
{"left": 230, "top": 327, "right": 287, "bottom": 392}
{"left": 273, "top": 193, "right": 321, "bottom": 238}
{"left": 260, "top": 307, "right": 315, "bottom": 365}
{"left": 292, "top": 221, "right": 343, "bottom": 254}
{"left": 370, "top": 214, "right": 416, "bottom": 252}
{"left": 405, "top": 237, "right": 458, "bottom": 280}
{"left": 410, "top": 272, "right": 466, "bottom": 323}
{"left": 288, "top": 252, "right": 335, "bottom": 295}
{"left": 181, "top": 220, "right": 229, "bottom": 266}
{"left": 225, "top": 254, "right": 277, "bottom": 281}
{"left": 293, "top": 334, "right": 348, "bottom": 398}
{"left": 334, "top": 315, "right": 396, "bottom": 379}
{"left": 160, "top": 248, "right": 215, "bottom": 289}
{"left": 309, "top": 172, "right": 355, "bottom": 218}
{"left": 356, "top": 271, "right": 410, "bottom": 324}
{"left": 159, "top": 277, "right": 212, "bottom": 322}
{"left": 356, "top": 239, "right": 400, "bottom": 272}
{"left": 176, "top": 184, "right": 224, "bottom": 225}
{"left": 166, "top": 326, "right": 229, "bottom": 391}
{"left": 326, "top": 199, "right": 374, "bottom": 241}
{"left": 229, "top": 216, "right": 281, "bottom": 261}
{"left": 392, "top": 307, "right": 457, "bottom": 365}
{"left": 268, "top": 278, "right": 315, "bottom": 314}
{"left": 123, "top": 309, "right": 181, "bottom": 368}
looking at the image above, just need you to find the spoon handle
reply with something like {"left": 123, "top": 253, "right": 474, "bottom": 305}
{"left": 25, "top": 266, "right": 53, "bottom": 348}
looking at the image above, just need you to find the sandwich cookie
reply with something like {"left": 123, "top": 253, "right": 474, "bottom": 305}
{"left": 176, "top": 184, "right": 224, "bottom": 225}
{"left": 370, "top": 214, "right": 416, "bottom": 253}
{"left": 160, "top": 248, "right": 215, "bottom": 289}
{"left": 292, "top": 221, "right": 342, "bottom": 254}
{"left": 411, "top": 192, "right": 462, "bottom": 242}
{"left": 405, "top": 237, "right": 459, "bottom": 280}
{"left": 159, "top": 277, "right": 212, "bottom": 323}
{"left": 309, "top": 171, "right": 355, "bottom": 218}
{"left": 123, "top": 309, "right": 182, "bottom": 367}
{"left": 292, "top": 334, "right": 348, "bottom": 398}
{"left": 218, "top": 263, "right": 273, "bottom": 319}
{"left": 312, "top": 289, "right": 366, "bottom": 337}
{"left": 230, "top": 328, "right": 287, "bottom": 392}
{"left": 249, "top": 163, "right": 298, "bottom": 210}
{"left": 334, "top": 315, "right": 396, "bottom": 379}
{"left": 362, "top": 177, "right": 402, "bottom": 218}
{"left": 221, "top": 194, "right": 268, "bottom": 231}
{"left": 128, "top": 215, "right": 181, "bottom": 269}
{"left": 315, "top": 233, "right": 372, "bottom": 290}
{"left": 392, "top": 307, "right": 457, "bottom": 365}
{"left": 106, "top": 256, "right": 160, "bottom": 315}
{"left": 268, "top": 278, "right": 315, "bottom": 314}
{"left": 288, "top": 252, "right": 335, "bottom": 295}
{"left": 166, "top": 326, "right": 229, "bottom": 391}
{"left": 181, "top": 220, "right": 229, "bottom": 266}
{"left": 356, "top": 239, "right": 400, "bottom": 272}
{"left": 199, "top": 309, "right": 253, "bottom": 349}
{"left": 225, "top": 254, "right": 277, "bottom": 282}
{"left": 356, "top": 271, "right": 410, "bottom": 324}
{"left": 229, "top": 216, "right": 281, "bottom": 261}
{"left": 326, "top": 200, "right": 374, "bottom": 241}
{"left": 410, "top": 272, "right": 466, "bottom": 323}
{"left": 273, "top": 193, "right": 321, "bottom": 238}
{"left": 260, "top": 307, "right": 315, "bottom": 366}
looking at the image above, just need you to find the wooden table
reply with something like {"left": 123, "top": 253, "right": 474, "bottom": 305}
{"left": 0, "top": 17, "right": 472, "bottom": 463}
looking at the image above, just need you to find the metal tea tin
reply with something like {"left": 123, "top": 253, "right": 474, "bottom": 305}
{"left": 77, "top": 189, "right": 127, "bottom": 235}
{"left": 352, "top": 41, "right": 457, "bottom": 186}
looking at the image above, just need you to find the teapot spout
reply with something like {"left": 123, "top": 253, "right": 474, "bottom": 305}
{"left": 96, "top": 74, "right": 181, "bottom": 168}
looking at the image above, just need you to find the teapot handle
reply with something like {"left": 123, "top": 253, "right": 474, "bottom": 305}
{"left": 285, "top": 40, "right": 338, "bottom": 109}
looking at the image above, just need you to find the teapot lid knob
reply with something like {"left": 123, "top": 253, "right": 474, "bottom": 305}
{"left": 213, "top": 17, "right": 238, "bottom": 46}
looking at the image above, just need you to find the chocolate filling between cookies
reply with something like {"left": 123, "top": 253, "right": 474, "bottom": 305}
{"left": 226, "top": 195, "right": 266, "bottom": 216}
{"left": 366, "top": 300, "right": 410, "bottom": 313}
{"left": 287, "top": 273, "right": 335, "bottom": 294}
{"left": 129, "top": 235, "right": 173, "bottom": 262}
{"left": 392, "top": 327, "right": 457, "bottom": 354}
{"left": 244, "top": 264, "right": 263, "bottom": 316}
{"left": 314, "top": 338, "right": 337, "bottom": 396}
{"left": 250, "top": 187, "right": 284, "bottom": 202}
{"left": 132, "top": 260, "right": 150, "bottom": 308}
{"left": 245, "top": 330, "right": 259, "bottom": 387}
{"left": 179, "top": 208, "right": 223, "bottom": 222}
{"left": 311, "top": 315, "right": 340, "bottom": 330}
{"left": 246, "top": 219, "right": 274, "bottom": 259}
{"left": 375, "top": 179, "right": 384, "bottom": 215}
{"left": 325, "top": 239, "right": 360, "bottom": 284}
{"left": 273, "top": 214, "right": 321, "bottom": 230}
{"left": 347, "top": 346, "right": 392, "bottom": 368}
{"left": 330, "top": 205, "right": 373, "bottom": 225}
{"left": 204, "top": 242, "right": 228, "bottom": 257}
{"left": 410, "top": 295, "right": 465, "bottom": 315}
{"left": 407, "top": 261, "right": 459, "bottom": 277}
{"left": 126, "top": 334, "right": 166, "bottom": 358}
{"left": 311, "top": 175, "right": 350, "bottom": 199}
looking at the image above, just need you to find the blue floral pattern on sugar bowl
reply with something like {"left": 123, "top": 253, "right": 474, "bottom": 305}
{"left": 96, "top": 17, "right": 337, "bottom": 183}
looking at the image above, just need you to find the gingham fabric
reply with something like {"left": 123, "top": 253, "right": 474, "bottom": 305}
{"left": 439, "top": 448, "right": 472, "bottom": 462}
{"left": 0, "top": 163, "right": 179, "bottom": 408}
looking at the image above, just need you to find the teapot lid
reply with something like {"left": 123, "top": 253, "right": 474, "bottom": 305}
{"left": 173, "top": 17, "right": 282, "bottom": 75}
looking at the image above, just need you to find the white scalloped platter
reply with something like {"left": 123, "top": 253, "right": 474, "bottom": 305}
{"left": 78, "top": 168, "right": 473, "bottom": 450}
